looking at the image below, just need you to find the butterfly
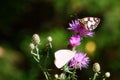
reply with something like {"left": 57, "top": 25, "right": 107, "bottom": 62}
{"left": 78, "top": 17, "right": 100, "bottom": 31}
{"left": 54, "top": 49, "right": 76, "bottom": 68}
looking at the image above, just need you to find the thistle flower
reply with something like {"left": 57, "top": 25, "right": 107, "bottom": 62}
{"left": 69, "top": 52, "right": 90, "bottom": 69}
{"left": 69, "top": 35, "right": 81, "bottom": 47}
{"left": 68, "top": 20, "right": 94, "bottom": 37}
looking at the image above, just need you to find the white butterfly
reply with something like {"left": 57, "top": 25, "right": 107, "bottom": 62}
{"left": 78, "top": 17, "right": 100, "bottom": 31}
{"left": 54, "top": 49, "right": 76, "bottom": 68}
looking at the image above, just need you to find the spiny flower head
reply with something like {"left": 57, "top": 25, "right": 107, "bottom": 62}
{"left": 69, "top": 52, "right": 90, "bottom": 69}
{"left": 68, "top": 20, "right": 94, "bottom": 37}
{"left": 69, "top": 35, "right": 81, "bottom": 47}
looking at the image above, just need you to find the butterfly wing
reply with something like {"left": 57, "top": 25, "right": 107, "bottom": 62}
{"left": 54, "top": 49, "right": 76, "bottom": 68}
{"left": 78, "top": 17, "right": 100, "bottom": 31}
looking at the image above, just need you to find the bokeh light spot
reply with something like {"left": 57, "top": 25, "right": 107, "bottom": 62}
{"left": 85, "top": 41, "right": 96, "bottom": 57}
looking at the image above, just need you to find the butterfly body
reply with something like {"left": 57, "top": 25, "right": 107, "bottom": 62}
{"left": 78, "top": 17, "right": 100, "bottom": 31}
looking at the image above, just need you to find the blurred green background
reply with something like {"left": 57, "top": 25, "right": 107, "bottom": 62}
{"left": 0, "top": 0, "right": 120, "bottom": 80}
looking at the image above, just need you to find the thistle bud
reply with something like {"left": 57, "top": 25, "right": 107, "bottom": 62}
{"left": 54, "top": 74, "right": 59, "bottom": 78}
{"left": 93, "top": 62, "right": 100, "bottom": 73}
{"left": 60, "top": 73, "right": 66, "bottom": 79}
{"left": 32, "top": 34, "right": 40, "bottom": 44}
{"left": 105, "top": 72, "right": 110, "bottom": 78}
{"left": 29, "top": 43, "right": 35, "bottom": 50}
{"left": 47, "top": 36, "right": 52, "bottom": 42}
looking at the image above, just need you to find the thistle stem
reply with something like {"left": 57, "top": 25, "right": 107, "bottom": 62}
{"left": 71, "top": 70, "right": 76, "bottom": 80}
{"left": 35, "top": 45, "right": 40, "bottom": 60}
{"left": 44, "top": 71, "right": 49, "bottom": 80}
{"left": 33, "top": 56, "right": 39, "bottom": 62}
{"left": 72, "top": 47, "right": 76, "bottom": 51}
{"left": 102, "top": 77, "right": 106, "bottom": 80}
{"left": 102, "top": 78, "right": 106, "bottom": 80}
{"left": 39, "top": 64, "right": 50, "bottom": 80}
{"left": 92, "top": 73, "right": 98, "bottom": 80}
{"left": 49, "top": 42, "right": 52, "bottom": 48}
{"left": 31, "top": 51, "right": 37, "bottom": 56}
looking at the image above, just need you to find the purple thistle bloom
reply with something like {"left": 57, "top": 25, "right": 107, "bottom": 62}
{"left": 69, "top": 52, "right": 90, "bottom": 69}
{"left": 68, "top": 20, "right": 94, "bottom": 37}
{"left": 69, "top": 35, "right": 81, "bottom": 47}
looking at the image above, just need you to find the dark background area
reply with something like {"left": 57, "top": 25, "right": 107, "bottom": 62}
{"left": 0, "top": 0, "right": 120, "bottom": 80}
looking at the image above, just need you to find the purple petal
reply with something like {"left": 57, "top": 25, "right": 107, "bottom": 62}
{"left": 69, "top": 52, "right": 90, "bottom": 69}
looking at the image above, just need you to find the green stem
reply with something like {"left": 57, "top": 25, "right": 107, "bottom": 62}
{"left": 35, "top": 45, "right": 40, "bottom": 60}
{"left": 92, "top": 73, "right": 98, "bottom": 80}
{"left": 31, "top": 51, "right": 37, "bottom": 56}
{"left": 33, "top": 56, "right": 39, "bottom": 62}
{"left": 103, "top": 78, "right": 106, "bottom": 80}
{"left": 71, "top": 70, "right": 76, "bottom": 80}
{"left": 49, "top": 42, "right": 52, "bottom": 48}
{"left": 72, "top": 47, "right": 76, "bottom": 51}
{"left": 39, "top": 64, "right": 50, "bottom": 80}
{"left": 44, "top": 71, "right": 49, "bottom": 80}
{"left": 102, "top": 77, "right": 106, "bottom": 80}
{"left": 31, "top": 50, "right": 39, "bottom": 62}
